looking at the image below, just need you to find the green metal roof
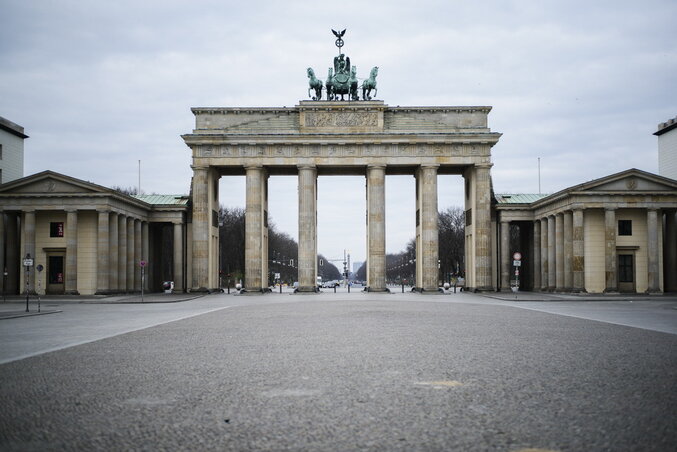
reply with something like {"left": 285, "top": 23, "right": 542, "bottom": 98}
{"left": 495, "top": 193, "right": 549, "bottom": 204}
{"left": 133, "top": 194, "right": 189, "bottom": 205}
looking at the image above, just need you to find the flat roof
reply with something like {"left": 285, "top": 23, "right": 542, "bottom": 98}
{"left": 0, "top": 116, "right": 28, "bottom": 139}
{"left": 654, "top": 116, "right": 677, "bottom": 136}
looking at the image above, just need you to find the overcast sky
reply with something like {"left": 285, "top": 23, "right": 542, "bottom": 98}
{"left": 1, "top": 0, "right": 675, "bottom": 265}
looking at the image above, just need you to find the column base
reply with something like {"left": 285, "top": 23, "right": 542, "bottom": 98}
{"left": 190, "top": 287, "right": 211, "bottom": 293}
{"left": 294, "top": 286, "right": 320, "bottom": 294}
{"left": 365, "top": 287, "right": 390, "bottom": 293}
{"left": 645, "top": 289, "right": 663, "bottom": 295}
{"left": 472, "top": 286, "right": 495, "bottom": 293}
{"left": 64, "top": 290, "right": 80, "bottom": 295}
{"left": 603, "top": 288, "right": 619, "bottom": 294}
{"left": 571, "top": 288, "right": 587, "bottom": 293}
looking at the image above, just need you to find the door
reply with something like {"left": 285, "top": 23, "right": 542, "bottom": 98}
{"left": 618, "top": 254, "right": 635, "bottom": 293}
{"left": 47, "top": 253, "right": 65, "bottom": 294}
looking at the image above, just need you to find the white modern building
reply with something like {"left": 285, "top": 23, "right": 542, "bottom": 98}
{"left": 656, "top": 116, "right": 677, "bottom": 180}
{"left": 0, "top": 116, "right": 28, "bottom": 184}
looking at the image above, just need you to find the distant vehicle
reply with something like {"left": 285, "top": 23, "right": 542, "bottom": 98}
{"left": 323, "top": 280, "right": 339, "bottom": 288}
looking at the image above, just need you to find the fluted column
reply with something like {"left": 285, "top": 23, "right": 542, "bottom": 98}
{"left": 555, "top": 213, "right": 564, "bottom": 291}
{"left": 65, "top": 209, "right": 79, "bottom": 294}
{"left": 108, "top": 213, "right": 118, "bottom": 292}
{"left": 245, "top": 166, "right": 268, "bottom": 291}
{"left": 533, "top": 220, "right": 541, "bottom": 290}
{"left": 572, "top": 209, "right": 585, "bottom": 292}
{"left": 664, "top": 210, "right": 677, "bottom": 292}
{"left": 6, "top": 213, "right": 19, "bottom": 294}
{"left": 500, "top": 220, "right": 510, "bottom": 291}
{"left": 647, "top": 208, "right": 660, "bottom": 293}
{"left": 563, "top": 211, "right": 573, "bottom": 291}
{"left": 297, "top": 165, "right": 318, "bottom": 292}
{"left": 547, "top": 215, "right": 556, "bottom": 291}
{"left": 540, "top": 218, "right": 548, "bottom": 291}
{"left": 191, "top": 166, "right": 210, "bottom": 291}
{"left": 23, "top": 210, "right": 36, "bottom": 294}
{"left": 415, "top": 165, "right": 440, "bottom": 291}
{"left": 142, "top": 222, "right": 149, "bottom": 291}
{"left": 367, "top": 165, "right": 387, "bottom": 291}
{"left": 134, "top": 219, "right": 142, "bottom": 291}
{"left": 0, "top": 212, "right": 4, "bottom": 295}
{"left": 126, "top": 218, "right": 134, "bottom": 292}
{"left": 604, "top": 208, "right": 617, "bottom": 292}
{"left": 96, "top": 209, "right": 110, "bottom": 294}
{"left": 173, "top": 222, "right": 184, "bottom": 292}
{"left": 118, "top": 214, "right": 127, "bottom": 292}
{"left": 474, "top": 164, "right": 492, "bottom": 291}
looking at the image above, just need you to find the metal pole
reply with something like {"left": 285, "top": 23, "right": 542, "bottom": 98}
{"left": 141, "top": 266, "right": 145, "bottom": 303}
{"left": 25, "top": 265, "right": 29, "bottom": 312}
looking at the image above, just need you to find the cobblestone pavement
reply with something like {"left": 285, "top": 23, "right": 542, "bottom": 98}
{"left": 0, "top": 292, "right": 676, "bottom": 451}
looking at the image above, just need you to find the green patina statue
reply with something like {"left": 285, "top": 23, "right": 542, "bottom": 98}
{"left": 306, "top": 29, "right": 379, "bottom": 101}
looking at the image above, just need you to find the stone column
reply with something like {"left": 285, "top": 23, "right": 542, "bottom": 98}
{"left": 245, "top": 166, "right": 267, "bottom": 291}
{"left": 6, "top": 213, "right": 19, "bottom": 294}
{"left": 540, "top": 218, "right": 548, "bottom": 291}
{"left": 604, "top": 208, "right": 617, "bottom": 292}
{"left": 109, "top": 213, "right": 119, "bottom": 292}
{"left": 173, "top": 222, "right": 184, "bottom": 292}
{"left": 191, "top": 166, "right": 210, "bottom": 291}
{"left": 118, "top": 214, "right": 127, "bottom": 292}
{"left": 127, "top": 217, "right": 134, "bottom": 292}
{"left": 647, "top": 208, "right": 660, "bottom": 293}
{"left": 134, "top": 219, "right": 142, "bottom": 291}
{"left": 547, "top": 215, "right": 556, "bottom": 291}
{"left": 572, "top": 209, "right": 585, "bottom": 292}
{"left": 532, "top": 220, "right": 541, "bottom": 290}
{"left": 65, "top": 209, "right": 79, "bottom": 295}
{"left": 415, "top": 165, "right": 440, "bottom": 291}
{"left": 563, "top": 211, "right": 573, "bottom": 291}
{"left": 366, "top": 165, "right": 387, "bottom": 291}
{"left": 142, "top": 221, "right": 150, "bottom": 291}
{"left": 0, "top": 212, "right": 4, "bottom": 295}
{"left": 474, "top": 164, "right": 493, "bottom": 291}
{"left": 297, "top": 165, "right": 318, "bottom": 292}
{"left": 23, "top": 210, "right": 36, "bottom": 294}
{"left": 96, "top": 209, "right": 110, "bottom": 294}
{"left": 500, "top": 220, "right": 510, "bottom": 291}
{"left": 555, "top": 213, "right": 564, "bottom": 291}
{"left": 664, "top": 210, "right": 677, "bottom": 292}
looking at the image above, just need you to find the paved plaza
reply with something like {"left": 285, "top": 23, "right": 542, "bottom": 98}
{"left": 1, "top": 291, "right": 676, "bottom": 451}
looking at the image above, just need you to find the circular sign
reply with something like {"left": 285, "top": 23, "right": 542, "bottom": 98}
{"left": 513, "top": 252, "right": 522, "bottom": 261}
{"left": 36, "top": 264, "right": 44, "bottom": 272}
{"left": 139, "top": 260, "right": 147, "bottom": 267}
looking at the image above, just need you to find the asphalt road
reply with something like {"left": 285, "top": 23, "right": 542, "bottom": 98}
{"left": 1, "top": 292, "right": 676, "bottom": 451}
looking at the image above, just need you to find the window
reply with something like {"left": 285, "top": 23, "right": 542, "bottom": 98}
{"left": 618, "top": 255, "right": 633, "bottom": 282}
{"left": 618, "top": 220, "right": 632, "bottom": 236}
{"left": 50, "top": 222, "right": 64, "bottom": 237}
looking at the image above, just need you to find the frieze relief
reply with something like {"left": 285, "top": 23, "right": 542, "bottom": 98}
{"left": 194, "top": 143, "right": 490, "bottom": 159}
{"left": 304, "top": 111, "right": 378, "bottom": 127}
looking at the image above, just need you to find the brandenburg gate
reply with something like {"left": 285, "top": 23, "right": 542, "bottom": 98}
{"left": 182, "top": 101, "right": 501, "bottom": 292}
{"left": 182, "top": 30, "right": 501, "bottom": 293}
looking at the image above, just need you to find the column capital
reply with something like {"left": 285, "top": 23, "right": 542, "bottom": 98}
{"left": 96, "top": 208, "right": 109, "bottom": 213}
{"left": 419, "top": 163, "right": 440, "bottom": 170}
{"left": 475, "top": 163, "right": 493, "bottom": 170}
{"left": 297, "top": 164, "right": 317, "bottom": 171}
{"left": 604, "top": 206, "right": 617, "bottom": 212}
{"left": 367, "top": 164, "right": 387, "bottom": 170}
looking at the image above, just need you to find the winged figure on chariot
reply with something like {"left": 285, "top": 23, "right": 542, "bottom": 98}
{"left": 306, "top": 29, "right": 378, "bottom": 101}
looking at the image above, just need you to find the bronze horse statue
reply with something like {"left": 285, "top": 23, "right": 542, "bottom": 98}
{"left": 362, "top": 66, "right": 378, "bottom": 100}
{"left": 307, "top": 68, "right": 323, "bottom": 100}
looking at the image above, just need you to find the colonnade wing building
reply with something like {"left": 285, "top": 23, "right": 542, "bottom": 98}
{"left": 496, "top": 169, "right": 677, "bottom": 293}
{"left": 0, "top": 171, "right": 188, "bottom": 295}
